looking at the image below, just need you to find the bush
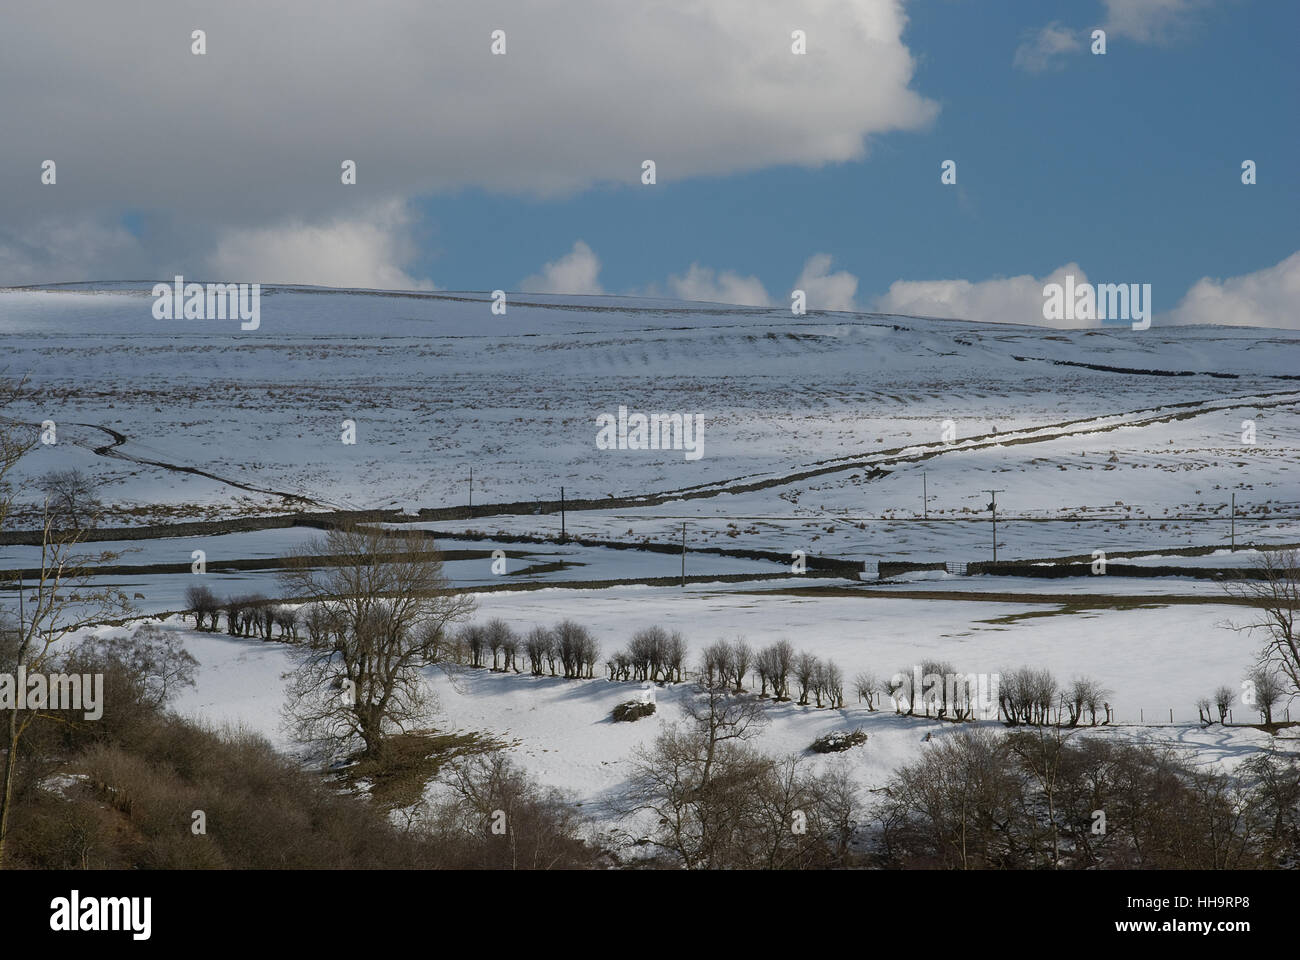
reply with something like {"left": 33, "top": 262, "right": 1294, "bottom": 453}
{"left": 810, "top": 729, "right": 867, "bottom": 753}
{"left": 612, "top": 700, "right": 656, "bottom": 722}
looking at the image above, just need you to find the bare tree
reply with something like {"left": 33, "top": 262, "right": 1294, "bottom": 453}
{"left": 524, "top": 626, "right": 552, "bottom": 676}
{"left": 71, "top": 623, "right": 198, "bottom": 712}
{"left": 821, "top": 659, "right": 844, "bottom": 709}
{"left": 277, "top": 524, "right": 475, "bottom": 761}
{"left": 1213, "top": 685, "right": 1236, "bottom": 724}
{"left": 485, "top": 618, "right": 512, "bottom": 671}
{"left": 501, "top": 630, "right": 520, "bottom": 673}
{"left": 461, "top": 623, "right": 487, "bottom": 668}
{"left": 1064, "top": 676, "right": 1109, "bottom": 727}
{"left": 757, "top": 640, "right": 793, "bottom": 700}
{"left": 0, "top": 509, "right": 130, "bottom": 865}
{"left": 730, "top": 638, "right": 752, "bottom": 694}
{"left": 1196, "top": 696, "right": 1213, "bottom": 726}
{"left": 1247, "top": 666, "right": 1285, "bottom": 725}
{"left": 794, "top": 652, "right": 818, "bottom": 706}
{"left": 620, "top": 664, "right": 775, "bottom": 868}
{"left": 184, "top": 584, "right": 219, "bottom": 630}
{"left": 37, "top": 468, "right": 103, "bottom": 531}
{"left": 1226, "top": 549, "right": 1300, "bottom": 700}
{"left": 273, "top": 605, "right": 299, "bottom": 640}
{"left": 683, "top": 659, "right": 770, "bottom": 789}
{"left": 853, "top": 671, "right": 882, "bottom": 710}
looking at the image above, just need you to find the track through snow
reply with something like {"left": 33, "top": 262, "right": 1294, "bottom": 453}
{"left": 643, "top": 388, "right": 1300, "bottom": 505}
{"left": 69, "top": 421, "right": 324, "bottom": 507}
{"left": 12, "top": 387, "right": 1297, "bottom": 531}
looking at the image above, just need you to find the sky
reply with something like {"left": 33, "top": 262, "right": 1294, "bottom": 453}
{"left": 1, "top": 0, "right": 1296, "bottom": 327}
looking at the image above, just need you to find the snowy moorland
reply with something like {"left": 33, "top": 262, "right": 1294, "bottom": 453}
{"left": 2, "top": 282, "right": 1298, "bottom": 828}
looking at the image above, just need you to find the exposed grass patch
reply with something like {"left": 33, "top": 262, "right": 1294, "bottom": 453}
{"left": 341, "top": 730, "right": 513, "bottom": 810}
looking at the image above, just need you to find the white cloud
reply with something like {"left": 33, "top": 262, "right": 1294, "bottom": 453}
{"left": 520, "top": 241, "right": 604, "bottom": 295}
{"left": 667, "top": 263, "right": 770, "bottom": 306}
{"left": 873, "top": 263, "right": 1096, "bottom": 327}
{"left": 0, "top": 0, "right": 938, "bottom": 285}
{"left": 1101, "top": 0, "right": 1214, "bottom": 43}
{"left": 1013, "top": 23, "right": 1082, "bottom": 72}
{"left": 796, "top": 253, "right": 858, "bottom": 311}
{"left": 207, "top": 200, "right": 433, "bottom": 289}
{"left": 1016, "top": 1, "right": 1215, "bottom": 78}
{"left": 1163, "top": 251, "right": 1300, "bottom": 329}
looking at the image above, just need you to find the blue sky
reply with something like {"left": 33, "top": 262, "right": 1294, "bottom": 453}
{"left": 2, "top": 0, "right": 1296, "bottom": 325}
{"left": 408, "top": 0, "right": 1297, "bottom": 309}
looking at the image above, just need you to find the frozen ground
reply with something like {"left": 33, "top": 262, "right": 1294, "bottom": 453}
{"left": 4, "top": 283, "right": 1298, "bottom": 819}
{"left": 117, "top": 584, "right": 1298, "bottom": 829}
{"left": 3, "top": 285, "right": 1297, "bottom": 558}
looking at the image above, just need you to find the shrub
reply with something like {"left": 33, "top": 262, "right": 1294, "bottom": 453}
{"left": 612, "top": 700, "right": 656, "bottom": 722}
{"left": 810, "top": 729, "right": 867, "bottom": 753}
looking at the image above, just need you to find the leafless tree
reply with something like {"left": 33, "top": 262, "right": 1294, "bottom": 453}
{"left": 1064, "top": 676, "right": 1109, "bottom": 727}
{"left": 484, "top": 618, "right": 514, "bottom": 671}
{"left": 423, "top": 752, "right": 599, "bottom": 869}
{"left": 0, "top": 507, "right": 130, "bottom": 865}
{"left": 276, "top": 524, "right": 475, "bottom": 761}
{"left": 794, "top": 652, "right": 818, "bottom": 705}
{"left": 701, "top": 640, "right": 733, "bottom": 690}
{"left": 71, "top": 623, "right": 198, "bottom": 712}
{"left": 462, "top": 623, "right": 487, "bottom": 668}
{"left": 664, "top": 630, "right": 685, "bottom": 682}
{"left": 1247, "top": 666, "right": 1286, "bottom": 725}
{"left": 757, "top": 640, "right": 793, "bottom": 700}
{"left": 821, "top": 659, "right": 844, "bottom": 709}
{"left": 1214, "top": 685, "right": 1236, "bottom": 724}
{"left": 1197, "top": 696, "right": 1213, "bottom": 725}
{"left": 1226, "top": 549, "right": 1300, "bottom": 701}
{"left": 553, "top": 620, "right": 597, "bottom": 679}
{"left": 184, "top": 584, "right": 219, "bottom": 630}
{"left": 501, "top": 630, "right": 520, "bottom": 673}
{"left": 730, "top": 638, "right": 752, "bottom": 693}
{"left": 853, "top": 670, "right": 883, "bottom": 710}
{"left": 37, "top": 468, "right": 103, "bottom": 531}
{"left": 524, "top": 626, "right": 552, "bottom": 676}
{"left": 273, "top": 605, "right": 299, "bottom": 640}
{"left": 1000, "top": 665, "right": 1059, "bottom": 725}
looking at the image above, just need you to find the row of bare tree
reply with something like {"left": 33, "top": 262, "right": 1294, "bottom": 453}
{"left": 607, "top": 626, "right": 687, "bottom": 682}
{"left": 452, "top": 619, "right": 602, "bottom": 678}
{"left": 844, "top": 662, "right": 1113, "bottom": 727}
{"left": 184, "top": 585, "right": 299, "bottom": 640}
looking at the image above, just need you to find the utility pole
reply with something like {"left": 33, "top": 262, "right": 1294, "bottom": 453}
{"left": 984, "top": 489, "right": 1005, "bottom": 563}
{"left": 468, "top": 466, "right": 473, "bottom": 510}
{"left": 681, "top": 522, "right": 686, "bottom": 588}
{"left": 560, "top": 486, "right": 566, "bottom": 543}
{"left": 922, "top": 470, "right": 928, "bottom": 520}
{"left": 1230, "top": 493, "right": 1235, "bottom": 551}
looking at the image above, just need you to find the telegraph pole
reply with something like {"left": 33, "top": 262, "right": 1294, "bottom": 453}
{"left": 984, "top": 489, "right": 1005, "bottom": 562}
{"left": 922, "top": 470, "right": 928, "bottom": 520}
{"left": 1230, "top": 493, "right": 1235, "bottom": 551}
{"left": 560, "top": 486, "right": 566, "bottom": 543}
{"left": 468, "top": 466, "right": 473, "bottom": 509}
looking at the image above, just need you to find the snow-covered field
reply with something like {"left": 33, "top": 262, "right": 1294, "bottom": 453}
{"left": 151, "top": 583, "right": 1295, "bottom": 824}
{"left": 3, "top": 282, "right": 1298, "bottom": 819}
